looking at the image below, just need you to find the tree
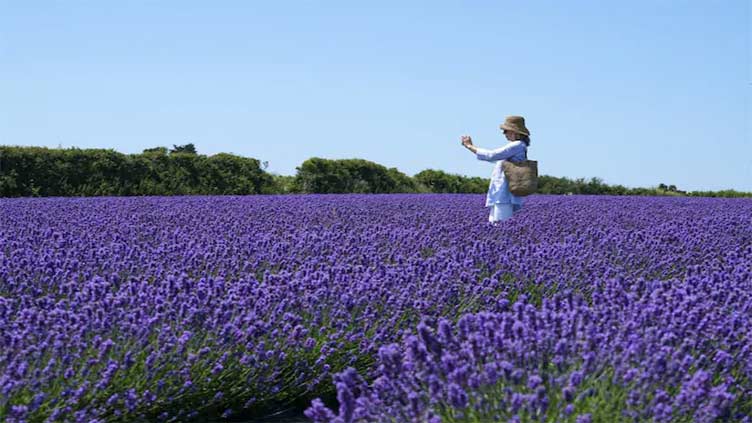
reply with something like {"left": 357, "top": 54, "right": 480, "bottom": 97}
{"left": 143, "top": 147, "right": 168, "bottom": 155}
{"left": 414, "top": 169, "right": 463, "bottom": 193}
{"left": 170, "top": 143, "right": 197, "bottom": 154}
{"left": 294, "top": 158, "right": 410, "bottom": 194}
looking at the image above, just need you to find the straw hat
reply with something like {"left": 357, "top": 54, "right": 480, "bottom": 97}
{"left": 499, "top": 115, "right": 530, "bottom": 136}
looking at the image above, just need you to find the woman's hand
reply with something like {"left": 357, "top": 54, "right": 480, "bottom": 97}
{"left": 461, "top": 135, "right": 477, "bottom": 153}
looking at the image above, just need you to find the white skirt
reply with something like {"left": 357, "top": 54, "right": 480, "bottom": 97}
{"left": 488, "top": 204, "right": 521, "bottom": 223}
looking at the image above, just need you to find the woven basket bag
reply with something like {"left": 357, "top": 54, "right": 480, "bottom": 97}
{"left": 502, "top": 159, "right": 538, "bottom": 196}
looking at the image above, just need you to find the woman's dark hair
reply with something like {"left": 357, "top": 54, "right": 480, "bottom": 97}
{"left": 517, "top": 134, "right": 531, "bottom": 146}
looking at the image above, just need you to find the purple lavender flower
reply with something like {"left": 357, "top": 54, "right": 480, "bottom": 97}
{"left": 305, "top": 398, "right": 337, "bottom": 422}
{"left": 448, "top": 383, "right": 468, "bottom": 409}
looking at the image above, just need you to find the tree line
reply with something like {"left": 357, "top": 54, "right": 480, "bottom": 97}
{"left": 0, "top": 145, "right": 749, "bottom": 198}
{"left": 0, "top": 145, "right": 273, "bottom": 197}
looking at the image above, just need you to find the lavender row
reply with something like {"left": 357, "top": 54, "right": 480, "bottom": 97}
{"left": 308, "top": 269, "right": 751, "bottom": 422}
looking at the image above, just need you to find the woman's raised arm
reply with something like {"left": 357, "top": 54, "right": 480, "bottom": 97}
{"left": 474, "top": 142, "right": 524, "bottom": 162}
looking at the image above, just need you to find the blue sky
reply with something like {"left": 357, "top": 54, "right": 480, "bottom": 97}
{"left": 1, "top": 1, "right": 750, "bottom": 191}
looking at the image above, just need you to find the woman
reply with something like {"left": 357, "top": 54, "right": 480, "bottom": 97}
{"left": 461, "top": 115, "right": 531, "bottom": 223}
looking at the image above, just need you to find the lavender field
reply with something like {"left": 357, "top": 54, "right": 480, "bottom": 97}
{"left": 1, "top": 194, "right": 750, "bottom": 422}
